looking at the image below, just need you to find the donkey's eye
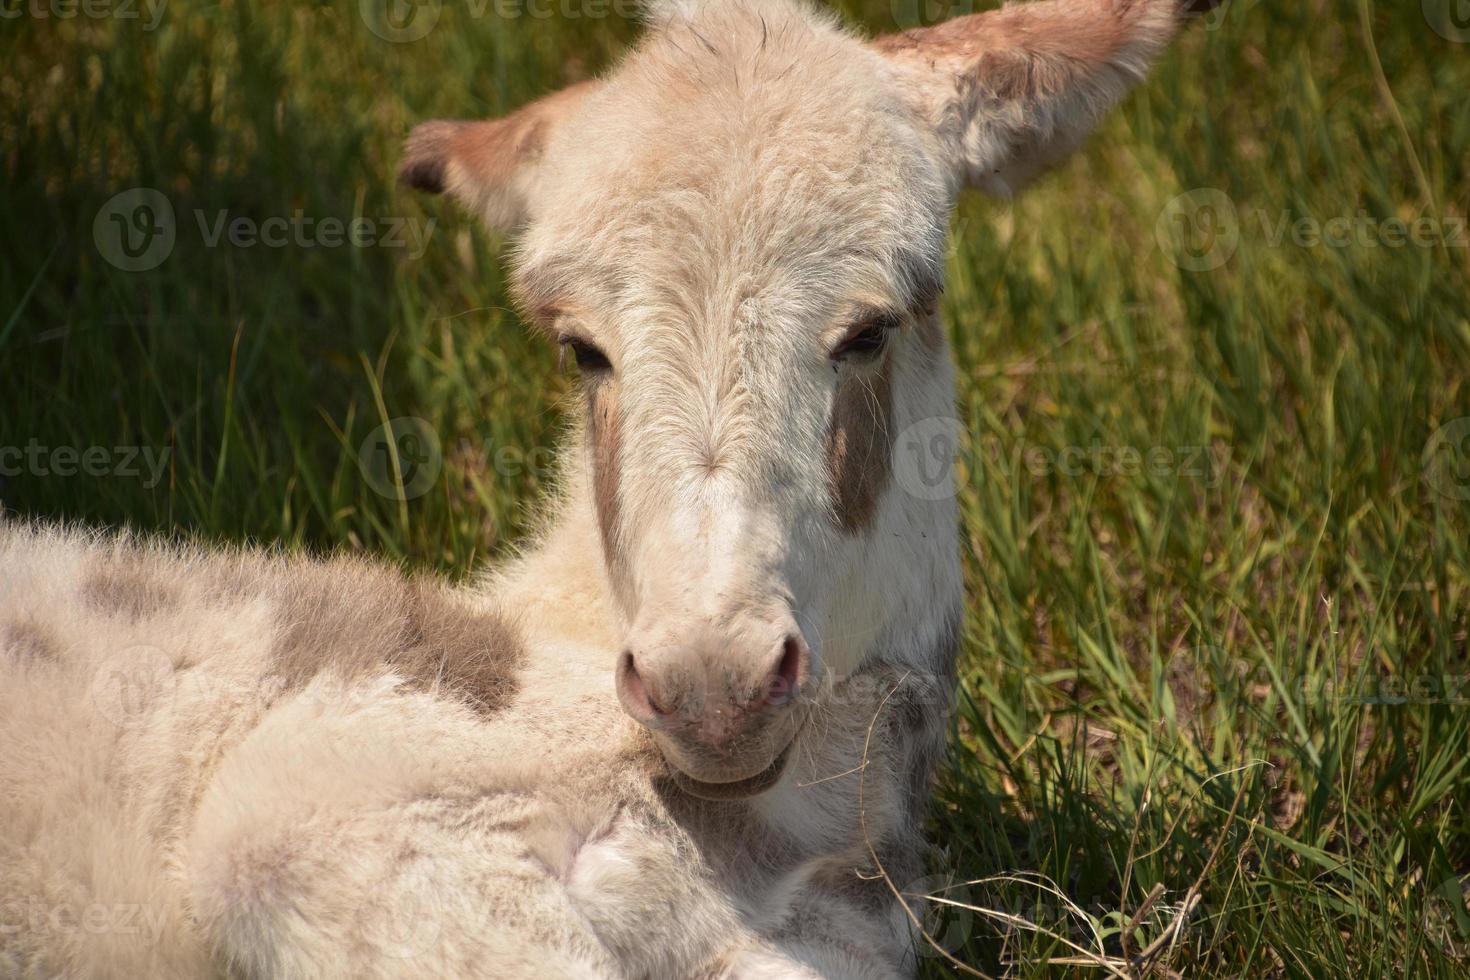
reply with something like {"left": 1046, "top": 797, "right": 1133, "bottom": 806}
{"left": 831, "top": 313, "right": 899, "bottom": 363}
{"left": 558, "top": 335, "right": 612, "bottom": 375}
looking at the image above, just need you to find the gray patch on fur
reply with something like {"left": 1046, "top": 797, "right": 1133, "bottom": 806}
{"left": 262, "top": 556, "right": 525, "bottom": 714}
{"left": 802, "top": 842, "right": 918, "bottom": 918}
{"left": 81, "top": 564, "right": 179, "bottom": 620}
{"left": 3, "top": 618, "right": 58, "bottom": 664}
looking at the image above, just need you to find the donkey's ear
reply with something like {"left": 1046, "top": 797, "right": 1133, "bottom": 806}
{"left": 398, "top": 80, "right": 596, "bottom": 231}
{"left": 873, "top": 0, "right": 1219, "bottom": 196}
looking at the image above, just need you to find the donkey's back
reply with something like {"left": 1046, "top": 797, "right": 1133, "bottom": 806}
{"left": 0, "top": 523, "right": 548, "bottom": 978}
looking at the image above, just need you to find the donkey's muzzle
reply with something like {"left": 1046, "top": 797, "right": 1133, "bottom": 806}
{"left": 615, "top": 629, "right": 810, "bottom": 796}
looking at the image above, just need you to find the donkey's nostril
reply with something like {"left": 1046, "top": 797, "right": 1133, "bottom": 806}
{"left": 765, "top": 634, "right": 808, "bottom": 707}
{"left": 616, "top": 649, "right": 667, "bottom": 723}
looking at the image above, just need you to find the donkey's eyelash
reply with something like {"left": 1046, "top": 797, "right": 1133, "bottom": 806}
{"left": 830, "top": 311, "right": 901, "bottom": 362}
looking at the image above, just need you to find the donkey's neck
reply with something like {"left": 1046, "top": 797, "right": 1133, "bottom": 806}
{"left": 481, "top": 467, "right": 624, "bottom": 664}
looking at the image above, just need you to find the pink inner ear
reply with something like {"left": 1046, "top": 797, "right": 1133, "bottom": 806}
{"left": 399, "top": 120, "right": 470, "bottom": 195}
{"left": 397, "top": 79, "right": 599, "bottom": 229}
{"left": 399, "top": 117, "right": 527, "bottom": 198}
{"left": 870, "top": 0, "right": 1203, "bottom": 196}
{"left": 875, "top": 0, "right": 1178, "bottom": 86}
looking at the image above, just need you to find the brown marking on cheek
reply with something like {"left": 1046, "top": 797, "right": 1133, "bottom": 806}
{"left": 826, "top": 359, "right": 894, "bottom": 533}
{"left": 586, "top": 384, "right": 624, "bottom": 567}
{"left": 81, "top": 564, "right": 179, "bottom": 620}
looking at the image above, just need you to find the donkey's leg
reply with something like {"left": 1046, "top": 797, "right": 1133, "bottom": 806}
{"left": 722, "top": 908, "right": 910, "bottom": 980}
{"left": 715, "top": 846, "right": 921, "bottom": 980}
{"left": 720, "top": 946, "right": 905, "bottom": 980}
{"left": 191, "top": 790, "right": 623, "bottom": 980}
{"left": 716, "top": 911, "right": 910, "bottom": 980}
{"left": 184, "top": 677, "right": 627, "bottom": 979}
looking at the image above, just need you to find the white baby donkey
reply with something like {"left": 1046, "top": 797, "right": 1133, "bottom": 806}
{"left": 1, "top": 0, "right": 1218, "bottom": 976}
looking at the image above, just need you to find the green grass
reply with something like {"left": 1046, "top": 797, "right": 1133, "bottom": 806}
{"left": 3, "top": 0, "right": 1469, "bottom": 975}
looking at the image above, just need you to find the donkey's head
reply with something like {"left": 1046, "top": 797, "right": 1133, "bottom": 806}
{"left": 403, "top": 0, "right": 1215, "bottom": 797}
